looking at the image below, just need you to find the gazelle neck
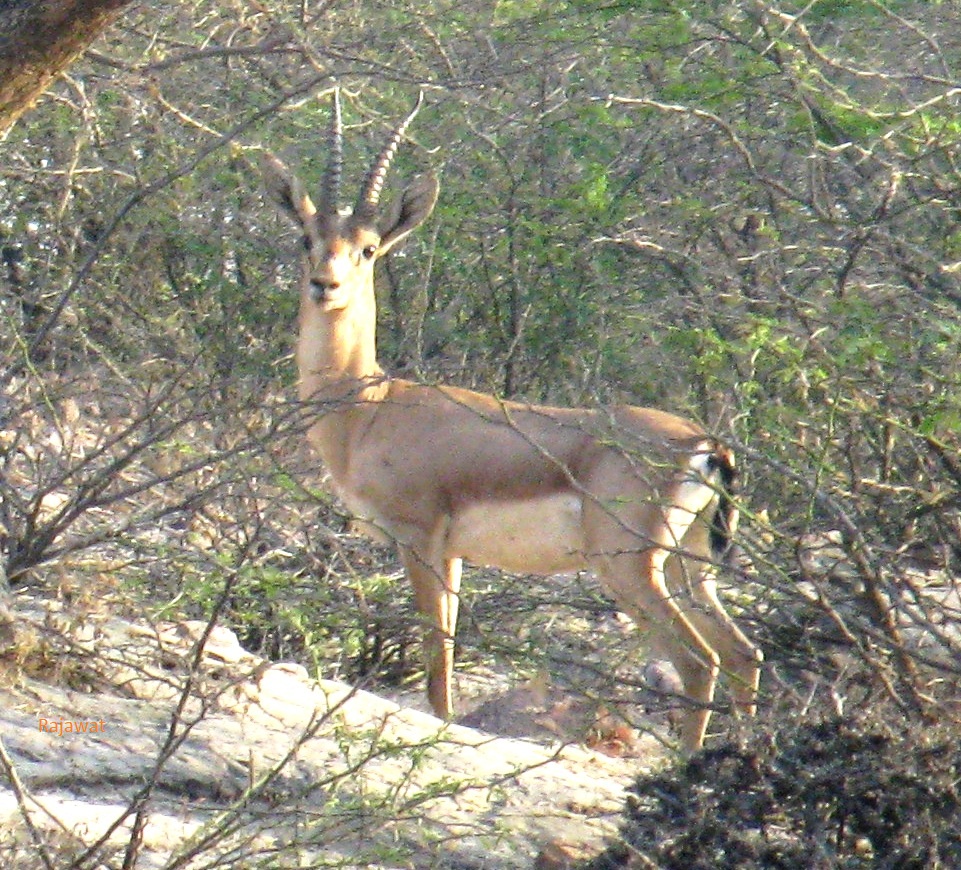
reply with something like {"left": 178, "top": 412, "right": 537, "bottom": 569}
{"left": 297, "top": 289, "right": 385, "bottom": 406}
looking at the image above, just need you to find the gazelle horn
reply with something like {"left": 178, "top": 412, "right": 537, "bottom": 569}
{"left": 355, "top": 92, "right": 424, "bottom": 220}
{"left": 321, "top": 88, "right": 343, "bottom": 213}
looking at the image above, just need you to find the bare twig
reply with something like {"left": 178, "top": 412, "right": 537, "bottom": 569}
{"left": 0, "top": 737, "right": 57, "bottom": 870}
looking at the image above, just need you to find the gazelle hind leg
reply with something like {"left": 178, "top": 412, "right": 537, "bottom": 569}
{"left": 663, "top": 459, "right": 761, "bottom": 719}
{"left": 585, "top": 448, "right": 747, "bottom": 750}
{"left": 660, "top": 450, "right": 760, "bottom": 724}
{"left": 603, "top": 545, "right": 722, "bottom": 752}
{"left": 403, "top": 548, "right": 463, "bottom": 719}
{"left": 586, "top": 518, "right": 723, "bottom": 751}
{"left": 692, "top": 573, "right": 761, "bottom": 715}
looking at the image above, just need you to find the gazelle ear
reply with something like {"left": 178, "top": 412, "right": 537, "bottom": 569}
{"left": 378, "top": 173, "right": 439, "bottom": 254}
{"left": 261, "top": 153, "right": 317, "bottom": 228}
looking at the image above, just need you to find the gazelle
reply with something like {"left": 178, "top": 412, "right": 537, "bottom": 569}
{"left": 262, "top": 91, "right": 761, "bottom": 751}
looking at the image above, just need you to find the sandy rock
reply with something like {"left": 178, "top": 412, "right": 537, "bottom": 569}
{"left": 0, "top": 599, "right": 653, "bottom": 868}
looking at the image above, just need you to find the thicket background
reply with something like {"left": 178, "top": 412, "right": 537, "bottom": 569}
{"left": 2, "top": 2, "right": 960, "bottom": 856}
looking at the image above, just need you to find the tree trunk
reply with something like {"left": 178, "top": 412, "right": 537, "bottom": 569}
{"left": 0, "top": 0, "right": 132, "bottom": 136}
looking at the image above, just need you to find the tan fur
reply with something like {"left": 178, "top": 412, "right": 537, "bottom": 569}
{"left": 263, "top": 146, "right": 761, "bottom": 751}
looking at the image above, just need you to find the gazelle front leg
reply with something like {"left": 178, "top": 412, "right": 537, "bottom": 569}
{"left": 402, "top": 548, "right": 463, "bottom": 719}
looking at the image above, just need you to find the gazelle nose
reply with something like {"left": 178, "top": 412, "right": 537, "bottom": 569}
{"left": 309, "top": 279, "right": 338, "bottom": 303}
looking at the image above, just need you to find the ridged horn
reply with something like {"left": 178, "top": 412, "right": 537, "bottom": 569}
{"left": 355, "top": 92, "right": 424, "bottom": 221}
{"left": 321, "top": 88, "right": 343, "bottom": 213}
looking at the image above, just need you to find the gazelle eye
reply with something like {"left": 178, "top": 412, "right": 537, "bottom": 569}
{"left": 302, "top": 236, "right": 312, "bottom": 252}
{"left": 361, "top": 244, "right": 377, "bottom": 260}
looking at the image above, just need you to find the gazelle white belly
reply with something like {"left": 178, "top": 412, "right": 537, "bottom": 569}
{"left": 446, "top": 493, "right": 587, "bottom": 574}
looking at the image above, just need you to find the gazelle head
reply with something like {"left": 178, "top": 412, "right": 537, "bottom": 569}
{"left": 262, "top": 90, "right": 439, "bottom": 315}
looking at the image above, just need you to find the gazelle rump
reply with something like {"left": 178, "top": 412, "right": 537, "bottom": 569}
{"left": 262, "top": 91, "right": 761, "bottom": 751}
